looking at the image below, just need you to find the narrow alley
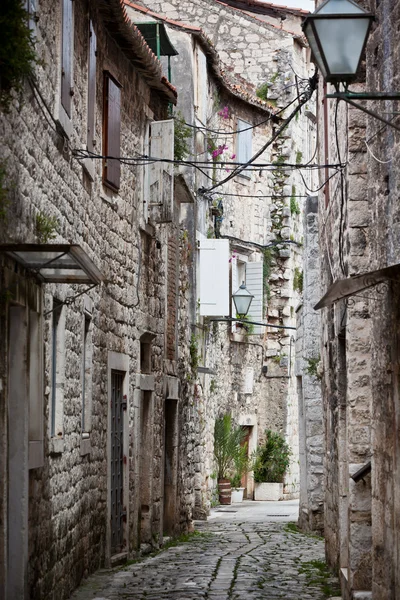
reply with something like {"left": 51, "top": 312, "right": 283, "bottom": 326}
{"left": 70, "top": 501, "right": 340, "bottom": 600}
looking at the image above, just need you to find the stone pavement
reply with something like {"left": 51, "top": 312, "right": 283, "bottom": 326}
{"left": 69, "top": 501, "right": 341, "bottom": 600}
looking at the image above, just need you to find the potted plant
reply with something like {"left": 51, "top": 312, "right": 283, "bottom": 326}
{"left": 253, "top": 430, "right": 291, "bottom": 501}
{"left": 213, "top": 414, "right": 245, "bottom": 505}
{"left": 230, "top": 443, "right": 249, "bottom": 503}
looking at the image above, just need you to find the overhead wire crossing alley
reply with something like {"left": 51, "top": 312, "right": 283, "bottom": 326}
{"left": 69, "top": 501, "right": 341, "bottom": 600}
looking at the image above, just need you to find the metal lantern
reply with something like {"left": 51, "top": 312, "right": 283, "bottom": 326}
{"left": 302, "top": 0, "right": 374, "bottom": 85}
{"left": 232, "top": 282, "right": 254, "bottom": 317}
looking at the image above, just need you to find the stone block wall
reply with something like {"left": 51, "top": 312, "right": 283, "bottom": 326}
{"left": 0, "top": 1, "right": 194, "bottom": 598}
{"left": 296, "top": 196, "right": 324, "bottom": 534}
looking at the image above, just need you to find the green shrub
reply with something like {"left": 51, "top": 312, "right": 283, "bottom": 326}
{"left": 174, "top": 111, "right": 192, "bottom": 161}
{"left": 214, "top": 414, "right": 246, "bottom": 480}
{"left": 253, "top": 430, "right": 291, "bottom": 483}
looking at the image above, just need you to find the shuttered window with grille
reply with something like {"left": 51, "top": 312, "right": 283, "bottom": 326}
{"left": 103, "top": 72, "right": 121, "bottom": 191}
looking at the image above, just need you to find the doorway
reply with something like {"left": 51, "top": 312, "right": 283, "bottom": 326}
{"left": 163, "top": 399, "right": 178, "bottom": 536}
{"left": 110, "top": 369, "right": 125, "bottom": 555}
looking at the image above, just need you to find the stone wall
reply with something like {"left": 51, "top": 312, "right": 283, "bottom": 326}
{"left": 129, "top": 0, "right": 316, "bottom": 506}
{"left": 295, "top": 196, "right": 324, "bottom": 534}
{"left": 366, "top": 1, "right": 400, "bottom": 597}
{"left": 0, "top": 1, "right": 194, "bottom": 598}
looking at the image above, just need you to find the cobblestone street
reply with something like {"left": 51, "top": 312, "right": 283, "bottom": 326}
{"left": 70, "top": 501, "right": 341, "bottom": 600}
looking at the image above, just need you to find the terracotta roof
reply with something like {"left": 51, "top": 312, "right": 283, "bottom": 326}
{"left": 97, "top": 0, "right": 177, "bottom": 103}
{"left": 124, "top": 0, "right": 281, "bottom": 117}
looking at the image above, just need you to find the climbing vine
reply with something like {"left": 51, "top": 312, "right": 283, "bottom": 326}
{"left": 0, "top": 0, "right": 40, "bottom": 111}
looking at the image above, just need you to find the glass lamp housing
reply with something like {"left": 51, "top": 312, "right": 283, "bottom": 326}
{"left": 232, "top": 282, "right": 254, "bottom": 317}
{"left": 303, "top": 0, "right": 374, "bottom": 84}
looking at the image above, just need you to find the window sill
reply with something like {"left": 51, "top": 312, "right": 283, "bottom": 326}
{"left": 80, "top": 436, "right": 91, "bottom": 456}
{"left": 50, "top": 437, "right": 64, "bottom": 455}
{"left": 82, "top": 157, "right": 95, "bottom": 181}
{"left": 55, "top": 102, "right": 73, "bottom": 139}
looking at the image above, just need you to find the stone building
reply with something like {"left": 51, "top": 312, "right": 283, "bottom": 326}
{"left": 126, "top": 0, "right": 317, "bottom": 508}
{"left": 310, "top": 0, "right": 400, "bottom": 598}
{"left": 0, "top": 0, "right": 203, "bottom": 598}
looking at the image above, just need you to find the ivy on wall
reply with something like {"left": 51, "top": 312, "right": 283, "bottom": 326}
{"left": 0, "top": 0, "right": 40, "bottom": 111}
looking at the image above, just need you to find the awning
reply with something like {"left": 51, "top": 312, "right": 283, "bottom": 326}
{"left": 0, "top": 244, "right": 104, "bottom": 284}
{"left": 135, "top": 22, "right": 178, "bottom": 57}
{"left": 314, "top": 263, "right": 400, "bottom": 309}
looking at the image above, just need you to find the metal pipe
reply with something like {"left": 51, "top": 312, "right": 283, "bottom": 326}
{"left": 326, "top": 93, "right": 400, "bottom": 133}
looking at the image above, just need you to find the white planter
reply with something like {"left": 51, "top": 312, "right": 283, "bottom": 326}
{"left": 231, "top": 488, "right": 245, "bottom": 503}
{"left": 254, "top": 482, "right": 283, "bottom": 501}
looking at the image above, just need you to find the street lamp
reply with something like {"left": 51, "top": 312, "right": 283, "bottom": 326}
{"left": 303, "top": 0, "right": 374, "bottom": 87}
{"left": 232, "top": 282, "right": 254, "bottom": 318}
{"left": 302, "top": 0, "right": 400, "bottom": 131}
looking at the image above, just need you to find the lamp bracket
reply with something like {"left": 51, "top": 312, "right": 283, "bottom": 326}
{"left": 326, "top": 92, "right": 400, "bottom": 133}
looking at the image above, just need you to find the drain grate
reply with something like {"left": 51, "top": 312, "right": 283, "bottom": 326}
{"left": 266, "top": 514, "right": 290, "bottom": 517}
{"left": 215, "top": 509, "right": 238, "bottom": 513}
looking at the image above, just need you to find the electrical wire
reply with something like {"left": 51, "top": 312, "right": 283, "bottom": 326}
{"left": 73, "top": 148, "right": 343, "bottom": 172}
{"left": 334, "top": 98, "right": 347, "bottom": 276}
{"left": 184, "top": 83, "right": 310, "bottom": 136}
{"left": 200, "top": 71, "right": 319, "bottom": 193}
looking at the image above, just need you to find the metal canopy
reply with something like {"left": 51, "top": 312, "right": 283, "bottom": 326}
{"left": 135, "top": 22, "right": 178, "bottom": 57}
{"left": 0, "top": 244, "right": 104, "bottom": 284}
{"left": 314, "top": 264, "right": 400, "bottom": 310}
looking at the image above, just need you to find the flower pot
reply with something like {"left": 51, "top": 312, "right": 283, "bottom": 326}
{"left": 218, "top": 479, "right": 232, "bottom": 505}
{"left": 231, "top": 487, "right": 245, "bottom": 503}
{"left": 254, "top": 482, "right": 283, "bottom": 501}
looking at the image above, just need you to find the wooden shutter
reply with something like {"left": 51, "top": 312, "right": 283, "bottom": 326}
{"left": 87, "top": 21, "right": 96, "bottom": 153}
{"left": 103, "top": 73, "right": 121, "bottom": 190}
{"left": 61, "top": 0, "right": 73, "bottom": 117}
{"left": 149, "top": 119, "right": 174, "bottom": 222}
{"left": 246, "top": 261, "right": 264, "bottom": 334}
{"left": 237, "top": 119, "right": 252, "bottom": 175}
{"left": 198, "top": 239, "right": 230, "bottom": 316}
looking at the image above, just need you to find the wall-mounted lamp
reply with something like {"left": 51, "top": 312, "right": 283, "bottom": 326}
{"left": 232, "top": 282, "right": 254, "bottom": 318}
{"left": 302, "top": 0, "right": 400, "bottom": 132}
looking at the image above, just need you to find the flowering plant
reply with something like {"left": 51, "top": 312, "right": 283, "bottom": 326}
{"left": 218, "top": 105, "right": 230, "bottom": 119}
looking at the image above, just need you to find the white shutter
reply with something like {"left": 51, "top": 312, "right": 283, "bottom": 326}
{"left": 231, "top": 256, "right": 238, "bottom": 331}
{"left": 199, "top": 239, "right": 230, "bottom": 316}
{"left": 149, "top": 119, "right": 174, "bottom": 223}
{"left": 246, "top": 261, "right": 264, "bottom": 334}
{"left": 237, "top": 120, "right": 252, "bottom": 175}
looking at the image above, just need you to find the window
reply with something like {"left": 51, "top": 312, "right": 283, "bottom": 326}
{"left": 198, "top": 238, "right": 230, "bottom": 316}
{"left": 87, "top": 20, "right": 97, "bottom": 154}
{"left": 103, "top": 72, "right": 121, "bottom": 191}
{"left": 195, "top": 47, "right": 208, "bottom": 124}
{"left": 61, "top": 0, "right": 73, "bottom": 118}
{"left": 231, "top": 256, "right": 264, "bottom": 333}
{"left": 237, "top": 119, "right": 252, "bottom": 178}
{"left": 82, "top": 306, "right": 93, "bottom": 434}
{"left": 50, "top": 300, "right": 65, "bottom": 440}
